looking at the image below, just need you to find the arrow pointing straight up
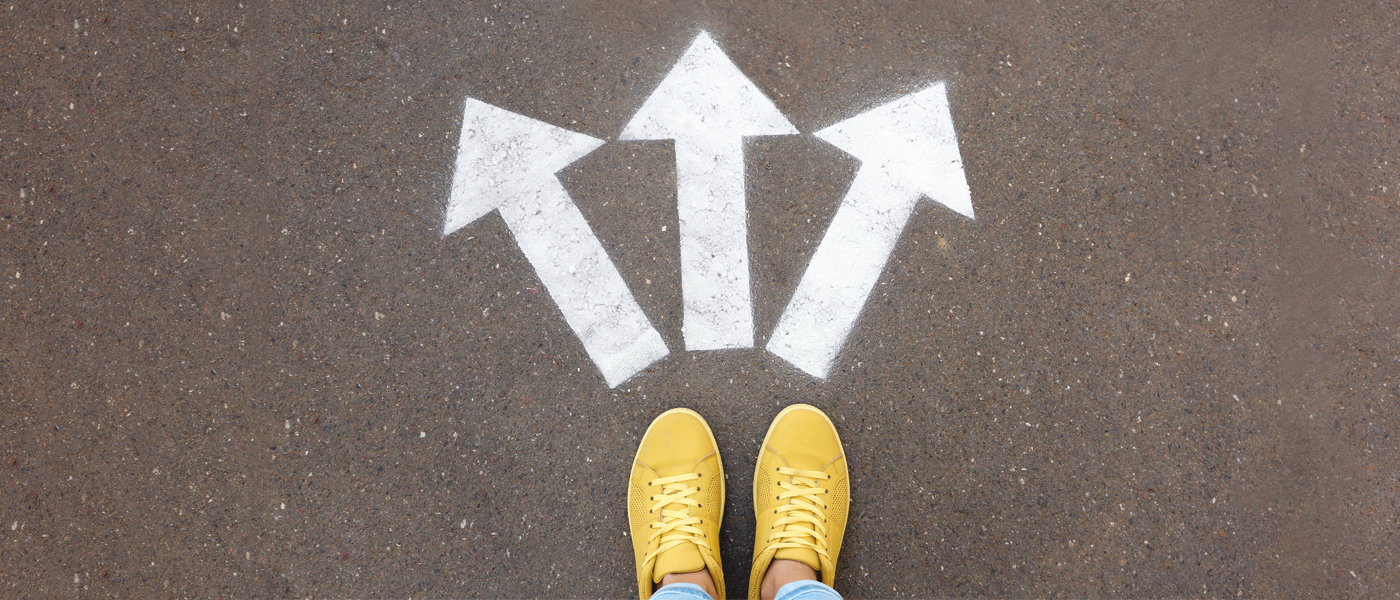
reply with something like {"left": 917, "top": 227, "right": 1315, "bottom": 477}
{"left": 445, "top": 98, "right": 668, "bottom": 387}
{"left": 621, "top": 31, "right": 798, "bottom": 351}
{"left": 766, "top": 83, "right": 973, "bottom": 379}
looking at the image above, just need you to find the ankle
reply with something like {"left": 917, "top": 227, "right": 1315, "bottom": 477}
{"left": 659, "top": 567, "right": 718, "bottom": 599}
{"left": 759, "top": 559, "right": 818, "bottom": 600}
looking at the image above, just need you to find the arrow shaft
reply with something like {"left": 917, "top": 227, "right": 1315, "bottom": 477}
{"left": 497, "top": 181, "right": 668, "bottom": 387}
{"left": 766, "top": 173, "right": 921, "bottom": 378}
{"left": 675, "top": 138, "right": 753, "bottom": 350}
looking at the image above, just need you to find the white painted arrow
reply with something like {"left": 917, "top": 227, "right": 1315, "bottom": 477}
{"left": 444, "top": 98, "right": 668, "bottom": 388}
{"left": 620, "top": 31, "right": 798, "bottom": 351}
{"left": 766, "top": 83, "right": 973, "bottom": 379}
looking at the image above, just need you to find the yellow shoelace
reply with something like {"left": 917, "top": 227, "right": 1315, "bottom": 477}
{"left": 766, "top": 466, "right": 833, "bottom": 560}
{"left": 641, "top": 472, "right": 712, "bottom": 571}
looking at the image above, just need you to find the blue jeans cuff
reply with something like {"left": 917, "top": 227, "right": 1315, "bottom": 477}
{"left": 651, "top": 582, "right": 715, "bottom": 600}
{"left": 650, "top": 578, "right": 842, "bottom": 600}
{"left": 774, "top": 579, "right": 843, "bottom": 600}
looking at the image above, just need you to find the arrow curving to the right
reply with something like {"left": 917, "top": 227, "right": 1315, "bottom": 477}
{"left": 766, "top": 83, "right": 973, "bottom": 379}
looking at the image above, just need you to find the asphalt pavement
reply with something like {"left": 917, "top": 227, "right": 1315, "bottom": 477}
{"left": 2, "top": 1, "right": 1398, "bottom": 598}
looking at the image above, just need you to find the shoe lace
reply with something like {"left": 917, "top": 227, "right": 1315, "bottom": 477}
{"left": 766, "top": 466, "right": 833, "bottom": 561}
{"left": 640, "top": 472, "right": 712, "bottom": 571}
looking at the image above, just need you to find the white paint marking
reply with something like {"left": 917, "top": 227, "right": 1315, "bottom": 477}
{"left": 620, "top": 31, "right": 798, "bottom": 350}
{"left": 767, "top": 83, "right": 973, "bottom": 378}
{"left": 445, "top": 98, "right": 668, "bottom": 387}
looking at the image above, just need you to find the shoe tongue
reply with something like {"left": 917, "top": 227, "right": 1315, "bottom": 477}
{"left": 772, "top": 475, "right": 823, "bottom": 573}
{"left": 774, "top": 546, "right": 821, "bottom": 573}
{"left": 652, "top": 541, "right": 704, "bottom": 583}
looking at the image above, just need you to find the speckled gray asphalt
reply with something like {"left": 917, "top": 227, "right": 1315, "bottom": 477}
{"left": 3, "top": 1, "right": 1398, "bottom": 598}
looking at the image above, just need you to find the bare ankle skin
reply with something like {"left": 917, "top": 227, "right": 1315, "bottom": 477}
{"left": 659, "top": 567, "right": 718, "bottom": 599}
{"left": 759, "top": 559, "right": 818, "bottom": 600}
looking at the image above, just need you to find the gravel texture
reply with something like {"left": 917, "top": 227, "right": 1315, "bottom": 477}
{"left": 1, "top": 1, "right": 1397, "bottom": 598}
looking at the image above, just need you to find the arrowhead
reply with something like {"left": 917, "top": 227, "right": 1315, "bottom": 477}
{"left": 444, "top": 98, "right": 604, "bottom": 236}
{"left": 620, "top": 31, "right": 797, "bottom": 142}
{"left": 814, "top": 83, "right": 974, "bottom": 219}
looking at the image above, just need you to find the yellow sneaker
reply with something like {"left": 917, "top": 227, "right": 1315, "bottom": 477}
{"left": 748, "top": 404, "right": 849, "bottom": 598}
{"left": 628, "top": 408, "right": 726, "bottom": 599}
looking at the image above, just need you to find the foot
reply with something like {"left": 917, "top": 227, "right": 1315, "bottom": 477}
{"left": 628, "top": 408, "right": 727, "bottom": 599}
{"left": 758, "top": 559, "right": 817, "bottom": 600}
{"left": 748, "top": 404, "right": 849, "bottom": 599}
{"left": 661, "top": 567, "right": 720, "bottom": 599}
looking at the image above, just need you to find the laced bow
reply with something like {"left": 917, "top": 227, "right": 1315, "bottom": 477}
{"left": 640, "top": 472, "right": 712, "bottom": 572}
{"left": 766, "top": 466, "right": 833, "bottom": 561}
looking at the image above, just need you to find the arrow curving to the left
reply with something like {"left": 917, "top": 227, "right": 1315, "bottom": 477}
{"left": 444, "top": 98, "right": 668, "bottom": 387}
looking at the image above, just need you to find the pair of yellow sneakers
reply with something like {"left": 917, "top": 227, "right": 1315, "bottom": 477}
{"left": 628, "top": 404, "right": 849, "bottom": 600}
